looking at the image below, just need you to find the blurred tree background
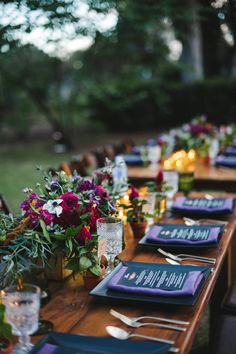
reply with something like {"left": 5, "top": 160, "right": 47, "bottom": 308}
{"left": 0, "top": 0, "right": 236, "bottom": 149}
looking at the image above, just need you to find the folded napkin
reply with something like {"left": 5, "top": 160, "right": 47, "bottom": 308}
{"left": 215, "top": 155, "right": 236, "bottom": 167}
{"left": 37, "top": 344, "right": 58, "bottom": 354}
{"left": 146, "top": 224, "right": 221, "bottom": 245}
{"left": 172, "top": 197, "right": 234, "bottom": 214}
{"left": 108, "top": 264, "right": 204, "bottom": 297}
{"left": 123, "top": 154, "right": 144, "bottom": 166}
{"left": 225, "top": 146, "right": 236, "bottom": 156}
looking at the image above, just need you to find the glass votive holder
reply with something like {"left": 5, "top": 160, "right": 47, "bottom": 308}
{"left": 178, "top": 171, "right": 194, "bottom": 195}
{"left": 154, "top": 192, "right": 167, "bottom": 222}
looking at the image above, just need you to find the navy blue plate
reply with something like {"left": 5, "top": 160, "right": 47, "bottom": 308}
{"left": 138, "top": 223, "right": 225, "bottom": 249}
{"left": 90, "top": 261, "right": 211, "bottom": 307}
{"left": 29, "top": 331, "right": 170, "bottom": 354}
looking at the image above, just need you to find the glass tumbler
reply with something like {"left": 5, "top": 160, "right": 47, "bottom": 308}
{"left": 142, "top": 192, "right": 156, "bottom": 226}
{"left": 163, "top": 170, "right": 179, "bottom": 207}
{"left": 2, "top": 284, "right": 40, "bottom": 354}
{"left": 97, "top": 217, "right": 123, "bottom": 274}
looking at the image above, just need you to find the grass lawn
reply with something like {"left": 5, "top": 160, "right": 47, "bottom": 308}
{"left": 0, "top": 143, "right": 71, "bottom": 214}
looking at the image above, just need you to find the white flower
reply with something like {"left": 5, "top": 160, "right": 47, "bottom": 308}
{"left": 22, "top": 188, "right": 33, "bottom": 193}
{"left": 43, "top": 199, "right": 63, "bottom": 217}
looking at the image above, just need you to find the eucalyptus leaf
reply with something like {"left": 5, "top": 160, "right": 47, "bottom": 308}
{"left": 39, "top": 219, "right": 51, "bottom": 243}
{"left": 79, "top": 256, "right": 92, "bottom": 271}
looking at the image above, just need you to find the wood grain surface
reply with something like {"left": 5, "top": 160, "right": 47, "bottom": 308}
{"left": 35, "top": 192, "right": 236, "bottom": 354}
{"left": 128, "top": 164, "right": 236, "bottom": 191}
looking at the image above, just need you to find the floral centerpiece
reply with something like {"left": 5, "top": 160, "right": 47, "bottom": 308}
{"left": 0, "top": 169, "right": 116, "bottom": 288}
{"left": 120, "top": 186, "right": 149, "bottom": 238}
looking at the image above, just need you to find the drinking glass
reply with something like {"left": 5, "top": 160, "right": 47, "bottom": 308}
{"left": 163, "top": 170, "right": 179, "bottom": 208}
{"left": 209, "top": 138, "right": 219, "bottom": 164}
{"left": 147, "top": 145, "right": 161, "bottom": 168}
{"left": 97, "top": 217, "right": 123, "bottom": 274}
{"left": 2, "top": 284, "right": 40, "bottom": 354}
{"left": 142, "top": 192, "right": 156, "bottom": 226}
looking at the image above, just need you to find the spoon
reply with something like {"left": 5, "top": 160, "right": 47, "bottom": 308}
{"left": 106, "top": 326, "right": 179, "bottom": 352}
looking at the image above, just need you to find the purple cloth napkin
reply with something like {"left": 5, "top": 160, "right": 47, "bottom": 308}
{"left": 215, "top": 155, "right": 236, "bottom": 167}
{"left": 173, "top": 197, "right": 234, "bottom": 213}
{"left": 37, "top": 343, "right": 58, "bottom": 354}
{"left": 146, "top": 225, "right": 221, "bottom": 245}
{"left": 108, "top": 265, "right": 203, "bottom": 297}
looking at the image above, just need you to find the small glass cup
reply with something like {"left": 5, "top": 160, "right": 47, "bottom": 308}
{"left": 163, "top": 170, "right": 179, "bottom": 208}
{"left": 142, "top": 192, "right": 156, "bottom": 226}
{"left": 2, "top": 284, "right": 41, "bottom": 354}
{"left": 147, "top": 145, "right": 161, "bottom": 168}
{"left": 178, "top": 171, "right": 194, "bottom": 195}
{"left": 154, "top": 192, "right": 167, "bottom": 222}
{"left": 97, "top": 217, "right": 123, "bottom": 274}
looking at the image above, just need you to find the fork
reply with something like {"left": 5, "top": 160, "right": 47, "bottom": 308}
{"left": 183, "top": 217, "right": 227, "bottom": 226}
{"left": 110, "top": 309, "right": 190, "bottom": 326}
{"left": 110, "top": 310, "right": 186, "bottom": 332}
{"left": 157, "top": 248, "right": 216, "bottom": 264}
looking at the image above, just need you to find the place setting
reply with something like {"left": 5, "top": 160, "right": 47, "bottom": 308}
{"left": 138, "top": 222, "right": 225, "bottom": 249}
{"left": 28, "top": 331, "right": 173, "bottom": 354}
{"left": 90, "top": 260, "right": 212, "bottom": 306}
{"left": 172, "top": 196, "right": 235, "bottom": 216}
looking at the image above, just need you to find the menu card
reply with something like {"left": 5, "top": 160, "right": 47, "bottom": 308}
{"left": 215, "top": 155, "right": 236, "bottom": 167}
{"left": 146, "top": 224, "right": 222, "bottom": 245}
{"left": 173, "top": 197, "right": 234, "bottom": 214}
{"left": 108, "top": 264, "right": 204, "bottom": 297}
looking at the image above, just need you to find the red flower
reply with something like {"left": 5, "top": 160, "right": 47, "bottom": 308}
{"left": 129, "top": 186, "right": 139, "bottom": 200}
{"left": 95, "top": 185, "right": 108, "bottom": 198}
{"left": 76, "top": 226, "right": 92, "bottom": 244}
{"left": 156, "top": 170, "right": 164, "bottom": 191}
{"left": 60, "top": 192, "right": 79, "bottom": 212}
{"left": 88, "top": 207, "right": 101, "bottom": 229}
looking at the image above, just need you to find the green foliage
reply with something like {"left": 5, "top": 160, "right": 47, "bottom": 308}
{"left": 66, "top": 239, "right": 102, "bottom": 276}
{"left": 0, "top": 304, "right": 12, "bottom": 342}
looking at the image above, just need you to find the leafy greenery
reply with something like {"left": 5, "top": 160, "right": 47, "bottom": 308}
{"left": 66, "top": 238, "right": 102, "bottom": 276}
{"left": 0, "top": 304, "right": 12, "bottom": 342}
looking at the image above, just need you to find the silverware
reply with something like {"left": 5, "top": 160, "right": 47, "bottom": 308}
{"left": 106, "top": 326, "right": 179, "bottom": 353}
{"left": 205, "top": 194, "right": 214, "bottom": 200}
{"left": 165, "top": 258, "right": 198, "bottom": 267}
{"left": 183, "top": 217, "right": 227, "bottom": 226}
{"left": 157, "top": 248, "right": 216, "bottom": 264}
{"left": 165, "top": 258, "right": 215, "bottom": 273}
{"left": 110, "top": 309, "right": 189, "bottom": 326}
{"left": 110, "top": 309, "right": 186, "bottom": 332}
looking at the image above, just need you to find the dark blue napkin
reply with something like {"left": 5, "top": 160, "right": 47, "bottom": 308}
{"left": 172, "top": 197, "right": 234, "bottom": 214}
{"left": 225, "top": 146, "right": 236, "bottom": 156}
{"left": 30, "top": 332, "right": 170, "bottom": 354}
{"left": 108, "top": 263, "right": 204, "bottom": 297}
{"left": 123, "top": 154, "right": 144, "bottom": 166}
{"left": 146, "top": 224, "right": 221, "bottom": 245}
{"left": 215, "top": 155, "right": 236, "bottom": 167}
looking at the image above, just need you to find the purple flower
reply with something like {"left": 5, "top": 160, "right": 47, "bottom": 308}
{"left": 40, "top": 210, "right": 54, "bottom": 225}
{"left": 77, "top": 180, "right": 95, "bottom": 192}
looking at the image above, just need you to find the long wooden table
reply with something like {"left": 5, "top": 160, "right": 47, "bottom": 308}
{"left": 37, "top": 194, "right": 236, "bottom": 354}
{"left": 128, "top": 164, "right": 236, "bottom": 191}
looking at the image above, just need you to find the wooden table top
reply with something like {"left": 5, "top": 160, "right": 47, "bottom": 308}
{"left": 128, "top": 163, "right": 236, "bottom": 182}
{"left": 128, "top": 163, "right": 236, "bottom": 191}
{"left": 37, "top": 194, "right": 236, "bottom": 354}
